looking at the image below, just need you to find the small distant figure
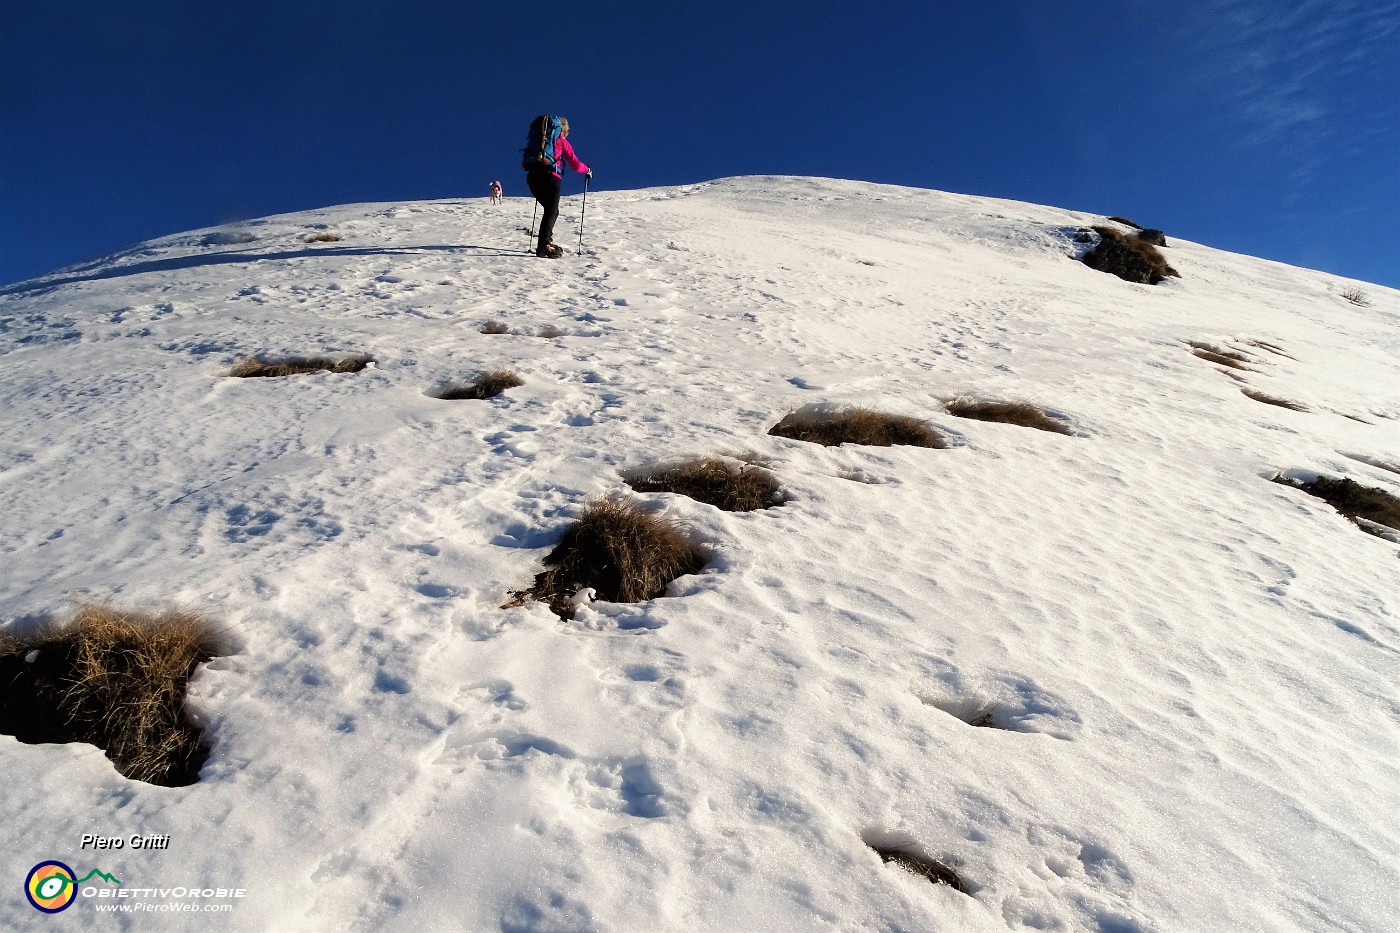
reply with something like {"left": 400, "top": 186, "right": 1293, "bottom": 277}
{"left": 489, "top": 180, "right": 503, "bottom": 205}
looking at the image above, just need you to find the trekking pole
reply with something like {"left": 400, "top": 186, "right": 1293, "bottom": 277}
{"left": 577, "top": 175, "right": 590, "bottom": 256}
{"left": 529, "top": 200, "right": 539, "bottom": 253}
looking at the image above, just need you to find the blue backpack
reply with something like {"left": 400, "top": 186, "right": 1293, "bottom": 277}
{"left": 522, "top": 115, "right": 564, "bottom": 172}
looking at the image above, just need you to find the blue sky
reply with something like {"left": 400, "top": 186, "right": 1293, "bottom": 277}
{"left": 2, "top": 0, "right": 1397, "bottom": 288}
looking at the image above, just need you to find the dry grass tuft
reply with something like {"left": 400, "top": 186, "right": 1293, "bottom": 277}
{"left": 1242, "top": 388, "right": 1307, "bottom": 411}
{"left": 1082, "top": 226, "right": 1179, "bottom": 284}
{"left": 769, "top": 407, "right": 947, "bottom": 449}
{"left": 480, "top": 321, "right": 512, "bottom": 335}
{"left": 303, "top": 232, "right": 341, "bottom": 243}
{"left": 1188, "top": 342, "right": 1253, "bottom": 370}
{"left": 228, "top": 354, "right": 371, "bottom": 378}
{"left": 944, "top": 397, "right": 1072, "bottom": 435}
{"left": 625, "top": 457, "right": 784, "bottom": 512}
{"left": 924, "top": 696, "right": 1006, "bottom": 729}
{"left": 1106, "top": 215, "right": 1142, "bottom": 229}
{"left": 506, "top": 500, "right": 706, "bottom": 620}
{"left": 1340, "top": 286, "right": 1371, "bottom": 307}
{"left": 1274, "top": 474, "right": 1400, "bottom": 537}
{"left": 535, "top": 325, "right": 568, "bottom": 339}
{"left": 0, "top": 605, "right": 220, "bottom": 786}
{"left": 1249, "top": 340, "right": 1295, "bottom": 359}
{"left": 436, "top": 369, "right": 523, "bottom": 400}
{"left": 869, "top": 843, "right": 969, "bottom": 892}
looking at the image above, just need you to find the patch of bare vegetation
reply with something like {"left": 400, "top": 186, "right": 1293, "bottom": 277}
{"left": 1242, "top": 388, "right": 1307, "bottom": 411}
{"left": 480, "top": 321, "right": 511, "bottom": 335}
{"left": 769, "top": 407, "right": 947, "bottom": 449}
{"left": 1082, "top": 226, "right": 1179, "bottom": 284}
{"left": 1340, "top": 286, "right": 1371, "bottom": 307}
{"left": 435, "top": 370, "right": 523, "bottom": 400}
{"left": 505, "top": 500, "right": 706, "bottom": 620}
{"left": 1188, "top": 342, "right": 1253, "bottom": 370}
{"left": 1249, "top": 340, "right": 1295, "bottom": 359}
{"left": 228, "top": 354, "right": 372, "bottom": 378}
{"left": 535, "top": 325, "right": 568, "bottom": 339}
{"left": 944, "top": 397, "right": 1072, "bottom": 435}
{"left": 1274, "top": 474, "right": 1400, "bottom": 538}
{"left": 625, "top": 457, "right": 784, "bottom": 512}
{"left": 923, "top": 695, "right": 1009, "bottom": 729}
{"left": 0, "top": 605, "right": 221, "bottom": 786}
{"left": 303, "top": 232, "right": 341, "bottom": 243}
{"left": 868, "top": 841, "right": 970, "bottom": 893}
{"left": 1106, "top": 215, "right": 1142, "bottom": 229}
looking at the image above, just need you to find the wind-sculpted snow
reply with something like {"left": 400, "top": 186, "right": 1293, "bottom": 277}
{"left": 1, "top": 177, "right": 1397, "bottom": 931}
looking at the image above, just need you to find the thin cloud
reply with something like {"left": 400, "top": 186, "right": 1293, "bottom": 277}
{"left": 1182, "top": 0, "right": 1399, "bottom": 150}
{"left": 1176, "top": 0, "right": 1400, "bottom": 208}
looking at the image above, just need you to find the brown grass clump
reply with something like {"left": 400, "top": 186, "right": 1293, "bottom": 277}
{"left": 1274, "top": 474, "right": 1400, "bottom": 537}
{"left": 506, "top": 500, "right": 706, "bottom": 620}
{"left": 923, "top": 695, "right": 1007, "bottom": 729}
{"left": 0, "top": 605, "right": 220, "bottom": 786}
{"left": 625, "top": 457, "right": 784, "bottom": 512}
{"left": 303, "top": 232, "right": 341, "bottom": 243}
{"left": 869, "top": 843, "right": 969, "bottom": 892}
{"left": 436, "top": 370, "right": 523, "bottom": 400}
{"left": 769, "top": 407, "right": 947, "bottom": 449}
{"left": 1082, "top": 226, "right": 1179, "bottom": 284}
{"left": 1106, "top": 215, "right": 1142, "bottom": 229}
{"left": 228, "top": 354, "right": 371, "bottom": 378}
{"left": 480, "top": 321, "right": 512, "bottom": 335}
{"left": 535, "top": 324, "right": 568, "bottom": 339}
{"left": 1189, "top": 342, "right": 1253, "bottom": 370}
{"left": 1340, "top": 286, "right": 1370, "bottom": 307}
{"left": 1249, "top": 340, "right": 1295, "bottom": 359}
{"left": 1242, "top": 388, "right": 1308, "bottom": 411}
{"left": 944, "top": 397, "right": 1072, "bottom": 435}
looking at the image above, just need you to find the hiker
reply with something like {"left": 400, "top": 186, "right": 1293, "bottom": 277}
{"left": 522, "top": 115, "right": 591, "bottom": 259}
{"left": 489, "top": 180, "right": 502, "bottom": 205}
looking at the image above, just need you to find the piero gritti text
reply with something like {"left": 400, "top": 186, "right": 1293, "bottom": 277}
{"left": 81, "top": 833, "right": 171, "bottom": 850}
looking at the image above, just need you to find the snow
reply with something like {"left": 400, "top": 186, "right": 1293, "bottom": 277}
{"left": 2, "top": 175, "right": 1397, "bottom": 931}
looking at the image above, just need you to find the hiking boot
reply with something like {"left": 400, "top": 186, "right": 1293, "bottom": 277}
{"left": 536, "top": 243, "right": 564, "bottom": 259}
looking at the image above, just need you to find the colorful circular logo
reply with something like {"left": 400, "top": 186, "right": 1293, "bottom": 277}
{"left": 25, "top": 861, "right": 77, "bottom": 913}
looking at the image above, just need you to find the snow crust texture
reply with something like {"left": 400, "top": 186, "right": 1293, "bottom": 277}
{"left": 2, "top": 176, "right": 1398, "bottom": 931}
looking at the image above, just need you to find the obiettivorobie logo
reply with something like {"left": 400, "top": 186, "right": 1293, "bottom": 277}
{"left": 24, "top": 861, "right": 122, "bottom": 913}
{"left": 23, "top": 859, "right": 244, "bottom": 915}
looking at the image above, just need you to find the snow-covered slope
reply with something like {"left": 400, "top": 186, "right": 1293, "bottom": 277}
{"left": 2, "top": 177, "right": 1397, "bottom": 931}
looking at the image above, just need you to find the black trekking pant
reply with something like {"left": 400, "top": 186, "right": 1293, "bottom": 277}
{"left": 526, "top": 168, "right": 562, "bottom": 254}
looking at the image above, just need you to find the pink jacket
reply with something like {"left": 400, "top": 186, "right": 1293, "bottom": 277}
{"left": 550, "top": 136, "right": 590, "bottom": 179}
